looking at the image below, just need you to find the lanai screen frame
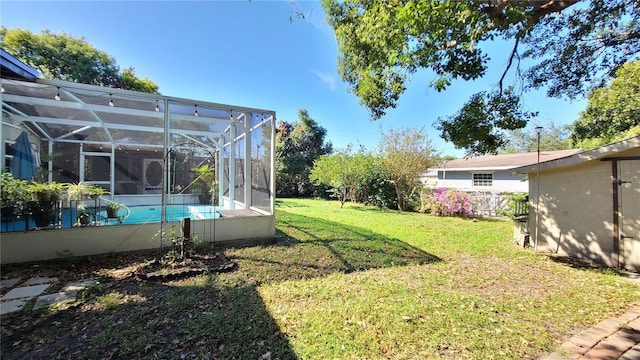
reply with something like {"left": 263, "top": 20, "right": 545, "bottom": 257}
{"left": 1, "top": 77, "right": 276, "bottom": 219}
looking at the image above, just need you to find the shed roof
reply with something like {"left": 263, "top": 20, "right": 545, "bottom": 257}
{"left": 435, "top": 149, "right": 581, "bottom": 171}
{"left": 513, "top": 135, "right": 640, "bottom": 174}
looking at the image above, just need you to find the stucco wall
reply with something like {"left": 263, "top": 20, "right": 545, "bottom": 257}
{"left": 529, "top": 147, "right": 639, "bottom": 269}
{"left": 0, "top": 214, "right": 275, "bottom": 264}
{"left": 529, "top": 161, "right": 615, "bottom": 266}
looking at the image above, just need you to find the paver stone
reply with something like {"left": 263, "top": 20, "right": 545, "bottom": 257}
{"left": 62, "top": 279, "right": 98, "bottom": 292}
{"left": 23, "top": 277, "right": 58, "bottom": 286}
{"left": 0, "top": 278, "right": 21, "bottom": 290}
{"left": 1, "top": 284, "right": 50, "bottom": 301}
{"left": 33, "top": 291, "right": 78, "bottom": 310}
{"left": 0, "top": 299, "right": 29, "bottom": 315}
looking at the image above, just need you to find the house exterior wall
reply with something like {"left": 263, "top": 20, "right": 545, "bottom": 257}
{"left": 529, "top": 147, "right": 640, "bottom": 269}
{"left": 438, "top": 170, "right": 528, "bottom": 193}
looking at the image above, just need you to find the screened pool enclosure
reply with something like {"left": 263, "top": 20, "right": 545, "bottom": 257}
{"left": 1, "top": 77, "right": 276, "bottom": 263}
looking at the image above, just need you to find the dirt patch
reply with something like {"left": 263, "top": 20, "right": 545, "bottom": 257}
{"left": 1, "top": 246, "right": 239, "bottom": 360}
{"left": 443, "top": 254, "right": 564, "bottom": 300}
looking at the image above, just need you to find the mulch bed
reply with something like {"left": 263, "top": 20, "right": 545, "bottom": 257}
{"left": 0, "top": 245, "right": 237, "bottom": 295}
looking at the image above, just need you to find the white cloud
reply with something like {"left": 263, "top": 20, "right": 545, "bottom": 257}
{"left": 313, "top": 71, "right": 337, "bottom": 91}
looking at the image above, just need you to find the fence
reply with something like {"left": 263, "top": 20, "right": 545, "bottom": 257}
{"left": 467, "top": 191, "right": 512, "bottom": 217}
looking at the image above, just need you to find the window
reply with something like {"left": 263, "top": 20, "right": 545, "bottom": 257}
{"left": 4, "top": 140, "right": 15, "bottom": 172}
{"left": 473, "top": 173, "right": 493, "bottom": 187}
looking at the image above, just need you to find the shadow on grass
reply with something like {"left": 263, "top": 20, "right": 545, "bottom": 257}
{"left": 1, "top": 277, "right": 298, "bottom": 360}
{"left": 1, "top": 209, "right": 441, "bottom": 360}
{"left": 275, "top": 199, "right": 309, "bottom": 208}
{"left": 547, "top": 254, "right": 623, "bottom": 275}
{"left": 224, "top": 209, "right": 441, "bottom": 284}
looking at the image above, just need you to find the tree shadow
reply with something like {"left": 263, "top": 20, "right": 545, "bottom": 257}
{"left": 274, "top": 199, "right": 308, "bottom": 208}
{"left": 2, "top": 277, "right": 299, "bottom": 359}
{"left": 1, "top": 209, "right": 442, "bottom": 359}
{"left": 225, "top": 210, "right": 441, "bottom": 285}
{"left": 546, "top": 253, "right": 623, "bottom": 275}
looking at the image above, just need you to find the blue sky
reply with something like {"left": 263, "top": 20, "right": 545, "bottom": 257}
{"left": 1, "top": 1, "right": 587, "bottom": 157}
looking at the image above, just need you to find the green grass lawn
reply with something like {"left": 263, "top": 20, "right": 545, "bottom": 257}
{"left": 2, "top": 198, "right": 638, "bottom": 359}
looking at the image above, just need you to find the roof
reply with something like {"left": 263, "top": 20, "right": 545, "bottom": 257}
{"left": 434, "top": 149, "right": 582, "bottom": 171}
{"left": 0, "top": 48, "right": 40, "bottom": 81}
{"left": 1, "top": 77, "right": 275, "bottom": 150}
{"left": 513, "top": 135, "right": 640, "bottom": 174}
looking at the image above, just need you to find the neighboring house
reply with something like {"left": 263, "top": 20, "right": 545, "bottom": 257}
{"left": 423, "top": 150, "right": 582, "bottom": 193}
{"left": 421, "top": 150, "right": 581, "bottom": 216}
{"left": 513, "top": 136, "right": 640, "bottom": 272}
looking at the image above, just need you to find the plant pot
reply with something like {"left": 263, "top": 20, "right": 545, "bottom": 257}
{"left": 78, "top": 214, "right": 91, "bottom": 225}
{"left": 34, "top": 190, "right": 51, "bottom": 202}
{"left": 106, "top": 207, "right": 119, "bottom": 218}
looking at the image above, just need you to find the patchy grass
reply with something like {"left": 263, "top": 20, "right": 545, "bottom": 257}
{"left": 1, "top": 198, "right": 638, "bottom": 359}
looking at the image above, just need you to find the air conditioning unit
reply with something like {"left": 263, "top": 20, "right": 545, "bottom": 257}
{"left": 143, "top": 159, "right": 163, "bottom": 194}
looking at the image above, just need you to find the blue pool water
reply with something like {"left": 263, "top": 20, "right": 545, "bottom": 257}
{"left": 123, "top": 205, "right": 220, "bottom": 224}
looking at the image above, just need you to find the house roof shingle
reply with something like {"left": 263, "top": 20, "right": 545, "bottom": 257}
{"left": 513, "top": 135, "right": 640, "bottom": 174}
{"left": 436, "top": 149, "right": 582, "bottom": 171}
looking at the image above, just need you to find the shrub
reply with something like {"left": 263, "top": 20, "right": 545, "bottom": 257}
{"left": 426, "top": 188, "right": 474, "bottom": 217}
{"left": 496, "top": 192, "right": 529, "bottom": 217}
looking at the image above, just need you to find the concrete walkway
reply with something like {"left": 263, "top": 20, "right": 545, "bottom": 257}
{"left": 542, "top": 305, "right": 640, "bottom": 360}
{"left": 1, "top": 276, "right": 97, "bottom": 315}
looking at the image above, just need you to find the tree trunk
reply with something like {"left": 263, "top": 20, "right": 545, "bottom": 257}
{"left": 395, "top": 184, "right": 404, "bottom": 211}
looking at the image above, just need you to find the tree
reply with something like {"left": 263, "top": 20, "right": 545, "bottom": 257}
{"left": 379, "top": 127, "right": 435, "bottom": 211}
{"left": 323, "top": 0, "right": 639, "bottom": 154}
{"left": 310, "top": 146, "right": 396, "bottom": 208}
{"left": 436, "top": 88, "right": 536, "bottom": 155}
{"left": 571, "top": 60, "right": 640, "bottom": 149}
{"left": 310, "top": 146, "right": 362, "bottom": 207}
{"left": 276, "top": 109, "right": 332, "bottom": 197}
{"left": 500, "top": 121, "right": 573, "bottom": 153}
{"left": 0, "top": 27, "right": 158, "bottom": 93}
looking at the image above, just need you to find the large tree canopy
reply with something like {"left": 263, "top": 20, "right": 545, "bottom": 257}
{"left": 323, "top": 0, "right": 639, "bottom": 154}
{"left": 1, "top": 27, "right": 159, "bottom": 93}
{"left": 276, "top": 109, "right": 333, "bottom": 197}
{"left": 571, "top": 60, "right": 640, "bottom": 149}
{"left": 379, "top": 127, "right": 435, "bottom": 211}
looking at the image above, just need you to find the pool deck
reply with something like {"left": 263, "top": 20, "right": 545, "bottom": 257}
{"left": 218, "top": 209, "right": 262, "bottom": 218}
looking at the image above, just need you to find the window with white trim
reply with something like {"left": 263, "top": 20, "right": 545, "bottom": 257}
{"left": 4, "top": 140, "right": 15, "bottom": 172}
{"left": 472, "top": 173, "right": 493, "bottom": 188}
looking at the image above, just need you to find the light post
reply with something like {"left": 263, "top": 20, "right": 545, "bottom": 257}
{"left": 534, "top": 126, "right": 543, "bottom": 250}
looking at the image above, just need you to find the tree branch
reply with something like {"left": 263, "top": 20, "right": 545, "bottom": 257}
{"left": 481, "top": 0, "right": 581, "bottom": 25}
{"left": 499, "top": 36, "right": 520, "bottom": 93}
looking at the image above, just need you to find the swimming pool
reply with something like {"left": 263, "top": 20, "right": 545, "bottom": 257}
{"left": 123, "top": 204, "right": 221, "bottom": 224}
{"left": 0, "top": 204, "right": 221, "bottom": 232}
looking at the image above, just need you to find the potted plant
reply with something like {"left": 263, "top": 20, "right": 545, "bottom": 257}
{"left": 192, "top": 164, "right": 217, "bottom": 205}
{"left": 88, "top": 185, "right": 108, "bottom": 199}
{"left": 66, "top": 183, "right": 108, "bottom": 201}
{"left": 28, "top": 181, "right": 64, "bottom": 203}
{"left": 0, "top": 173, "right": 30, "bottom": 217}
{"left": 76, "top": 203, "right": 92, "bottom": 225}
{"left": 106, "top": 201, "right": 124, "bottom": 218}
{"left": 23, "top": 181, "right": 63, "bottom": 228}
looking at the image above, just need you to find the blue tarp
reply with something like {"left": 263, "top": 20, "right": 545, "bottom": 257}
{"left": 9, "top": 131, "right": 36, "bottom": 180}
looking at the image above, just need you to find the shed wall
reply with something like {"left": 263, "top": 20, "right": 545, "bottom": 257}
{"left": 530, "top": 161, "right": 615, "bottom": 266}
{"left": 530, "top": 147, "right": 640, "bottom": 269}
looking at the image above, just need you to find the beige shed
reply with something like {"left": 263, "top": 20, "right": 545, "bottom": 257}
{"left": 514, "top": 136, "right": 640, "bottom": 272}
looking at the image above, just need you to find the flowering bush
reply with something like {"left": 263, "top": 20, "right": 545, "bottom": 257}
{"left": 427, "top": 188, "right": 474, "bottom": 217}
